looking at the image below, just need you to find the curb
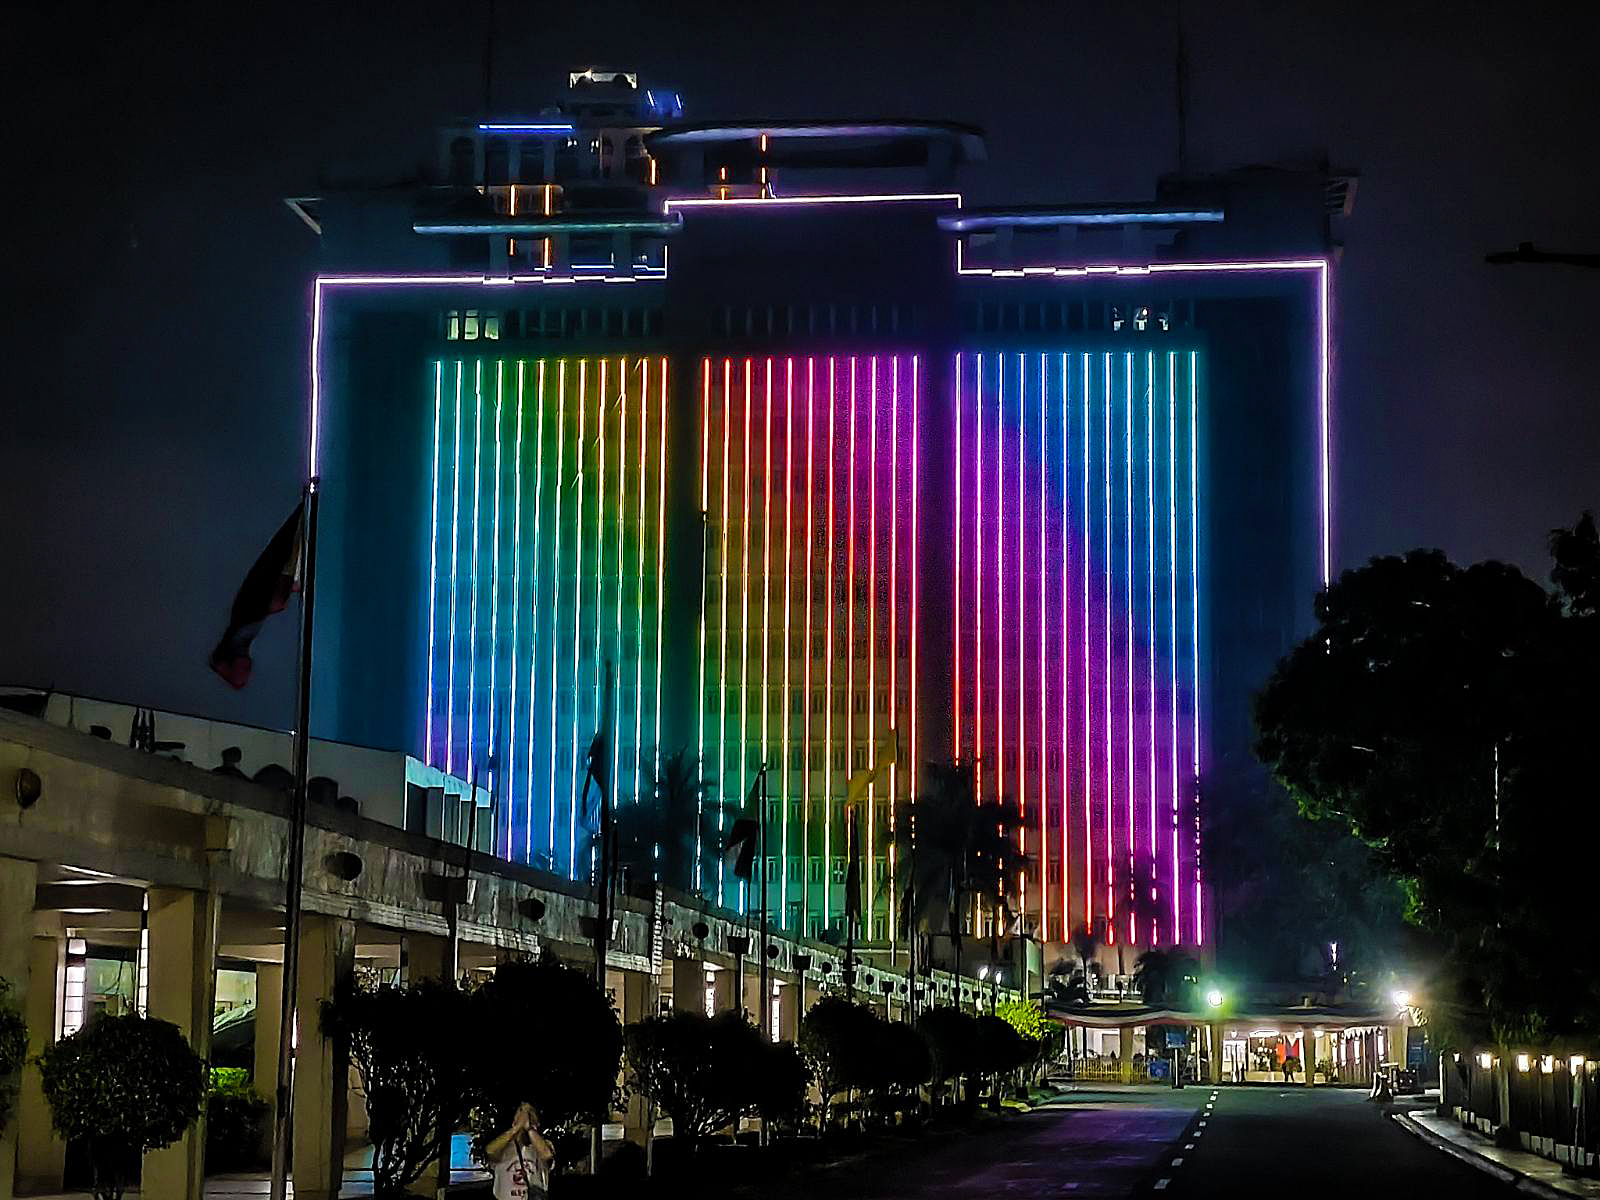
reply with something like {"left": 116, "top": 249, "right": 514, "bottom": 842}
{"left": 1391, "top": 1110, "right": 1576, "bottom": 1200}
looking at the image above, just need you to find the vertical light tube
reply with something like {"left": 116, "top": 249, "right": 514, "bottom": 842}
{"left": 614, "top": 359, "right": 627, "bottom": 807}
{"left": 719, "top": 359, "right": 732, "bottom": 906}
{"left": 633, "top": 359, "right": 647, "bottom": 821}
{"left": 823, "top": 356, "right": 837, "bottom": 928}
{"left": 974, "top": 353, "right": 984, "bottom": 802}
{"left": 653, "top": 358, "right": 668, "bottom": 830}
{"left": 909, "top": 355, "right": 920, "bottom": 822}
{"left": 546, "top": 362, "right": 566, "bottom": 864}
{"left": 508, "top": 361, "right": 524, "bottom": 857}
{"left": 1059, "top": 352, "right": 1070, "bottom": 938}
{"left": 1037, "top": 352, "right": 1047, "bottom": 938}
{"left": 952, "top": 353, "right": 962, "bottom": 757}
{"left": 761, "top": 358, "right": 774, "bottom": 914}
{"left": 569, "top": 360, "right": 588, "bottom": 878}
{"left": 867, "top": 356, "right": 878, "bottom": 935}
{"left": 490, "top": 361, "right": 504, "bottom": 804}
{"left": 888, "top": 356, "right": 899, "bottom": 942}
{"left": 448, "top": 361, "right": 463, "bottom": 776}
{"left": 527, "top": 361, "right": 546, "bottom": 862}
{"left": 996, "top": 352, "right": 1005, "bottom": 831}
{"left": 803, "top": 357, "right": 817, "bottom": 931}
{"left": 1123, "top": 351, "right": 1134, "bottom": 945}
{"left": 1102, "top": 352, "right": 1113, "bottom": 941}
{"left": 781, "top": 357, "right": 794, "bottom": 920}
{"left": 1318, "top": 262, "right": 1332, "bottom": 588}
{"left": 1167, "top": 351, "right": 1180, "bottom": 943}
{"left": 845, "top": 356, "right": 858, "bottom": 932}
{"left": 696, "top": 359, "right": 711, "bottom": 890}
{"left": 1017, "top": 352, "right": 1027, "bottom": 925}
{"left": 427, "top": 362, "right": 443, "bottom": 766}
{"left": 740, "top": 358, "right": 753, "bottom": 914}
{"left": 1189, "top": 349, "right": 1202, "bottom": 945}
{"left": 1081, "top": 353, "right": 1092, "bottom": 934}
{"left": 1145, "top": 351, "right": 1157, "bottom": 946}
{"left": 468, "top": 361, "right": 483, "bottom": 781}
{"left": 595, "top": 360, "right": 607, "bottom": 743}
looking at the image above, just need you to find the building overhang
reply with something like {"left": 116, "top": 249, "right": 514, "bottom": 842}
{"left": 412, "top": 212, "right": 683, "bottom": 237}
{"left": 939, "top": 204, "right": 1225, "bottom": 234}
{"left": 646, "top": 120, "right": 987, "bottom": 166}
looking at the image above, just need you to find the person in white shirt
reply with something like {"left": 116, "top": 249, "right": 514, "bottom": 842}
{"left": 482, "top": 1103, "right": 554, "bottom": 1200}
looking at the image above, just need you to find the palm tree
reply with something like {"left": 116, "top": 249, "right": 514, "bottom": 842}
{"left": 613, "top": 747, "right": 725, "bottom": 895}
{"left": 1132, "top": 948, "right": 1202, "bottom": 1008}
{"left": 884, "top": 761, "right": 1031, "bottom": 1001}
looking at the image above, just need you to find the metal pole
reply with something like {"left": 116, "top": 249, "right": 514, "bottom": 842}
{"left": 269, "top": 481, "right": 319, "bottom": 1200}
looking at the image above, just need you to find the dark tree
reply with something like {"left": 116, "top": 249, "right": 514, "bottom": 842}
{"left": 1255, "top": 524, "right": 1600, "bottom": 1039}
{"left": 321, "top": 979, "right": 473, "bottom": 1196}
{"left": 0, "top": 977, "right": 26, "bottom": 1135}
{"left": 797, "top": 995, "right": 879, "bottom": 1128}
{"left": 624, "top": 1012, "right": 760, "bottom": 1156}
{"left": 914, "top": 1005, "right": 981, "bottom": 1108}
{"left": 1132, "top": 948, "right": 1202, "bottom": 1009}
{"left": 466, "top": 955, "right": 622, "bottom": 1169}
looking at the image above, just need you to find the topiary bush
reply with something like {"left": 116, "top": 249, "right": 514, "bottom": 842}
{"left": 625, "top": 1011, "right": 762, "bottom": 1158}
{"left": 0, "top": 977, "right": 28, "bottom": 1135}
{"left": 915, "top": 1006, "right": 981, "bottom": 1108}
{"left": 37, "top": 1013, "right": 207, "bottom": 1200}
{"left": 798, "top": 996, "right": 880, "bottom": 1128}
{"left": 752, "top": 1039, "right": 813, "bottom": 1134}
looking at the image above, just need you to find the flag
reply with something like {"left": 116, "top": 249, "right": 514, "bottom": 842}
{"left": 209, "top": 503, "right": 305, "bottom": 689}
{"left": 580, "top": 666, "right": 615, "bottom": 835}
{"left": 723, "top": 817, "right": 759, "bottom": 881}
{"left": 845, "top": 767, "right": 875, "bottom": 805}
{"left": 874, "top": 729, "right": 899, "bottom": 770}
{"left": 844, "top": 805, "right": 862, "bottom": 934}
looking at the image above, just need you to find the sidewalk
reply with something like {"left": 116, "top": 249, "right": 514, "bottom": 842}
{"left": 1393, "top": 1108, "right": 1600, "bottom": 1200}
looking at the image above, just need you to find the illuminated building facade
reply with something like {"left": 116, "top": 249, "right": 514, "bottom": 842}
{"left": 303, "top": 71, "right": 1348, "bottom": 954}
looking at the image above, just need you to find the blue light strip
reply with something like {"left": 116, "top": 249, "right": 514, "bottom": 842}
{"left": 490, "top": 362, "right": 504, "bottom": 805}
{"left": 478, "top": 122, "right": 575, "bottom": 133}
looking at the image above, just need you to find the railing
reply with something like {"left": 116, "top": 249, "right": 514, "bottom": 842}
{"left": 1441, "top": 1051, "right": 1598, "bottom": 1172}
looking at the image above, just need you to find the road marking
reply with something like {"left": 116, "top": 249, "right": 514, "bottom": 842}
{"left": 1171, "top": 1156, "right": 1185, "bottom": 1166}
{"left": 1185, "top": 1142, "right": 1196, "bottom": 1149}
{"left": 1198, "top": 1120, "right": 1207, "bottom": 1127}
{"left": 1154, "top": 1180, "right": 1170, "bottom": 1190}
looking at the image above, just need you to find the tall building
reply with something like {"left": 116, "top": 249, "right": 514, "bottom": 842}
{"left": 301, "top": 69, "right": 1349, "bottom": 956}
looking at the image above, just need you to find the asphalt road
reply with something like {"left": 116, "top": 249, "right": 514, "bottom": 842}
{"left": 752, "top": 1085, "right": 1518, "bottom": 1198}
{"left": 1141, "top": 1086, "right": 1515, "bottom": 1199}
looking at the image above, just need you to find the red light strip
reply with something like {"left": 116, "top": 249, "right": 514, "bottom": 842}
{"left": 888, "top": 356, "right": 900, "bottom": 942}
{"left": 867, "top": 356, "right": 879, "bottom": 933}
{"left": 910, "top": 355, "right": 920, "bottom": 838}
{"left": 781, "top": 357, "right": 794, "bottom": 919}
{"left": 952, "top": 354, "right": 962, "bottom": 758}
{"left": 1037, "top": 352, "right": 1048, "bottom": 940}
{"left": 845, "top": 356, "right": 858, "bottom": 932}
{"left": 696, "top": 360, "right": 710, "bottom": 892}
{"left": 823, "top": 357, "right": 837, "bottom": 928}
{"left": 803, "top": 357, "right": 817, "bottom": 930}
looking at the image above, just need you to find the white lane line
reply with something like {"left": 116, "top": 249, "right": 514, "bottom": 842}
{"left": 1155, "top": 1180, "right": 1170, "bottom": 1191}
{"left": 1171, "top": 1156, "right": 1185, "bottom": 1166}
{"left": 1185, "top": 1142, "right": 1196, "bottom": 1149}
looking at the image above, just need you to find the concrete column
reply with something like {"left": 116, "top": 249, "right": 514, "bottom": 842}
{"left": 671, "top": 957, "right": 705, "bottom": 1015}
{"left": 253, "top": 964, "right": 284, "bottom": 1092}
{"left": 1301, "top": 1028, "right": 1315, "bottom": 1086}
{"left": 402, "top": 932, "right": 452, "bottom": 984}
{"left": 1208, "top": 1021, "right": 1224, "bottom": 1084}
{"left": 15, "top": 936, "right": 66, "bottom": 1195}
{"left": 620, "top": 970, "right": 653, "bottom": 1145}
{"left": 252, "top": 963, "right": 284, "bottom": 1161}
{"left": 778, "top": 979, "right": 801, "bottom": 1042}
{"left": 293, "top": 915, "right": 355, "bottom": 1200}
{"left": 711, "top": 966, "right": 735, "bottom": 1015}
{"left": 0, "top": 857, "right": 38, "bottom": 1200}
{"left": 142, "top": 886, "right": 221, "bottom": 1200}
{"left": 1119, "top": 1025, "right": 1135, "bottom": 1083}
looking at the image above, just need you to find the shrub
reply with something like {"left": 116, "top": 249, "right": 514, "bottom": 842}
{"left": 915, "top": 1006, "right": 980, "bottom": 1105}
{"left": 0, "top": 977, "right": 27, "bottom": 1134}
{"left": 752, "top": 1040, "right": 813, "bottom": 1133}
{"left": 37, "top": 1014, "right": 207, "bottom": 1200}
{"left": 798, "top": 996, "right": 879, "bottom": 1126}
{"left": 465, "top": 955, "right": 622, "bottom": 1170}
{"left": 321, "top": 978, "right": 473, "bottom": 1197}
{"left": 625, "top": 1012, "right": 761, "bottom": 1156}
{"left": 205, "top": 1068, "right": 269, "bottom": 1173}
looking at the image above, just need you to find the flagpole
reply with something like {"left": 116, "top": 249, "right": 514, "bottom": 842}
{"left": 269, "top": 478, "right": 319, "bottom": 1200}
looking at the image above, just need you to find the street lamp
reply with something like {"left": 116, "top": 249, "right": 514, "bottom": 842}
{"left": 1205, "top": 988, "right": 1224, "bottom": 1009}
{"left": 1391, "top": 989, "right": 1412, "bottom": 1010}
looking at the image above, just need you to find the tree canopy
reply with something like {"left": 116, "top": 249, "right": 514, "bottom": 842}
{"left": 1254, "top": 516, "right": 1600, "bottom": 1039}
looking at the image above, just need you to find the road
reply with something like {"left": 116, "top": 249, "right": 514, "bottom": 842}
{"left": 753, "top": 1086, "right": 1517, "bottom": 1198}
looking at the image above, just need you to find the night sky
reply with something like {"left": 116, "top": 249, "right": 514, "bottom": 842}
{"left": 6, "top": 1, "right": 1597, "bottom": 732}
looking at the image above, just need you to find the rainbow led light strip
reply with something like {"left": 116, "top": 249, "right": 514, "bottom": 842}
{"left": 697, "top": 355, "right": 919, "bottom": 931}
{"left": 952, "top": 350, "right": 1201, "bottom": 946}
{"left": 423, "top": 356, "right": 668, "bottom": 877}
